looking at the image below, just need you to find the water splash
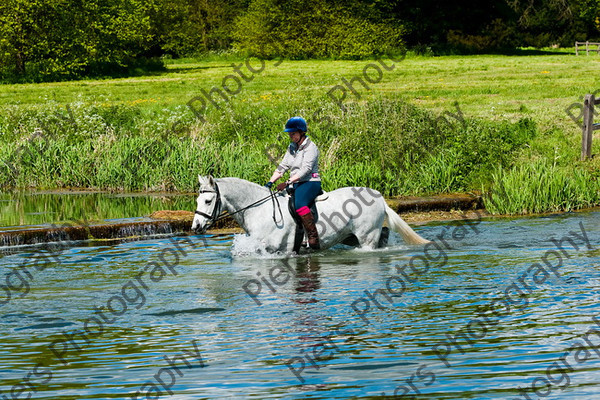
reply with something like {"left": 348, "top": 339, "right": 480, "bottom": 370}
{"left": 230, "top": 234, "right": 286, "bottom": 258}
{"left": 230, "top": 231, "right": 410, "bottom": 257}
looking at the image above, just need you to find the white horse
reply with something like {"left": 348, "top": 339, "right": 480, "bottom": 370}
{"left": 191, "top": 176, "right": 429, "bottom": 253}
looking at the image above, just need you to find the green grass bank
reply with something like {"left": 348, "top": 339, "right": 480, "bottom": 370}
{"left": 1, "top": 50, "right": 600, "bottom": 215}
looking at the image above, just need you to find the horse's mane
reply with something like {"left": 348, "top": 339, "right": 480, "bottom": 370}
{"left": 216, "top": 177, "right": 268, "bottom": 192}
{"left": 215, "top": 177, "right": 274, "bottom": 201}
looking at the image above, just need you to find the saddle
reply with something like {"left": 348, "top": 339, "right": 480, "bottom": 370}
{"left": 288, "top": 189, "right": 325, "bottom": 252}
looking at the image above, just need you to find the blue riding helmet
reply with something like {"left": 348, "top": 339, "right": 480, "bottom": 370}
{"left": 284, "top": 116, "right": 307, "bottom": 133}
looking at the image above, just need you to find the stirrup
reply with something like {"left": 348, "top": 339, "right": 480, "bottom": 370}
{"left": 301, "top": 234, "right": 308, "bottom": 248}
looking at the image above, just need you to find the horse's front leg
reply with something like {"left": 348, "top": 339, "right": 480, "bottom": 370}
{"left": 262, "top": 228, "right": 296, "bottom": 254}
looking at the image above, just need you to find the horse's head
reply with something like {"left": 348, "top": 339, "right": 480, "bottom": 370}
{"left": 191, "top": 175, "right": 222, "bottom": 233}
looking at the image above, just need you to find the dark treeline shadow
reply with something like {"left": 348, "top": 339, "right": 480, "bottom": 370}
{"left": 0, "top": 58, "right": 167, "bottom": 85}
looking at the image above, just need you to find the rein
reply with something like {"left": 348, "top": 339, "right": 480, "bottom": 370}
{"left": 195, "top": 182, "right": 284, "bottom": 229}
{"left": 268, "top": 187, "right": 284, "bottom": 225}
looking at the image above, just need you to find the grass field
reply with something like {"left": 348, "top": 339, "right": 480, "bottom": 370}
{"left": 2, "top": 49, "right": 600, "bottom": 214}
{"left": 3, "top": 50, "right": 598, "bottom": 128}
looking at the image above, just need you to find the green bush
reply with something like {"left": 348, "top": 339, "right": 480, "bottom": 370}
{"left": 234, "top": 0, "right": 405, "bottom": 59}
{"left": 0, "top": 0, "right": 160, "bottom": 83}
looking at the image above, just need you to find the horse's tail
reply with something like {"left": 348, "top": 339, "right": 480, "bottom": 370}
{"left": 384, "top": 204, "right": 431, "bottom": 245}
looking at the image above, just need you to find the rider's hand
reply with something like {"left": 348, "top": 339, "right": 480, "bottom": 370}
{"left": 276, "top": 181, "right": 288, "bottom": 192}
{"left": 264, "top": 182, "right": 273, "bottom": 189}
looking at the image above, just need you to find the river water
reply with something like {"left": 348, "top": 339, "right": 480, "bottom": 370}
{"left": 0, "top": 210, "right": 599, "bottom": 399}
{"left": 0, "top": 191, "right": 191, "bottom": 227}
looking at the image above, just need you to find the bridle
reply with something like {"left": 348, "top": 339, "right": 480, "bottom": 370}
{"left": 194, "top": 183, "right": 223, "bottom": 231}
{"left": 194, "top": 181, "right": 284, "bottom": 231}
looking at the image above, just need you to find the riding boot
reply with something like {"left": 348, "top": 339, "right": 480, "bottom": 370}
{"left": 299, "top": 211, "right": 320, "bottom": 250}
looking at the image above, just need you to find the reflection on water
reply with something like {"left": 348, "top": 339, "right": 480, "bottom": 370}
{"left": 0, "top": 191, "right": 193, "bottom": 227}
{"left": 0, "top": 212, "right": 599, "bottom": 398}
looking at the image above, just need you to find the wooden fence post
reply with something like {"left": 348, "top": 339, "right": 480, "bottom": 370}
{"left": 582, "top": 94, "right": 595, "bottom": 160}
{"left": 575, "top": 41, "right": 600, "bottom": 55}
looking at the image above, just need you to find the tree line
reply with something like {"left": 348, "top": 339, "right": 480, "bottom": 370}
{"left": 1, "top": 0, "right": 599, "bottom": 82}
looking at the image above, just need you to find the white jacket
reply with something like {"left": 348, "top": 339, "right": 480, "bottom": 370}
{"left": 276, "top": 137, "right": 320, "bottom": 182}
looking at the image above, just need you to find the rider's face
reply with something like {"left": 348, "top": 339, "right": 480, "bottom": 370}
{"left": 288, "top": 131, "right": 303, "bottom": 144}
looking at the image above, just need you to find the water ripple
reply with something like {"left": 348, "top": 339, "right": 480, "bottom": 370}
{"left": 0, "top": 213, "right": 599, "bottom": 398}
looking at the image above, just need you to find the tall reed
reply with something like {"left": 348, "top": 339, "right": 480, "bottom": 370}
{"left": 1, "top": 98, "right": 536, "bottom": 197}
{"left": 484, "top": 159, "right": 600, "bottom": 214}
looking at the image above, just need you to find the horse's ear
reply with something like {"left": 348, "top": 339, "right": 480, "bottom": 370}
{"left": 198, "top": 174, "right": 203, "bottom": 183}
{"left": 208, "top": 175, "right": 215, "bottom": 186}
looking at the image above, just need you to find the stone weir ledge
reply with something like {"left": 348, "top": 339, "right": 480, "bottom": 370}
{"left": 0, "top": 195, "right": 482, "bottom": 247}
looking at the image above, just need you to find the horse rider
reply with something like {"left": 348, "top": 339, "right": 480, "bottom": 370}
{"left": 265, "top": 116, "right": 321, "bottom": 250}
